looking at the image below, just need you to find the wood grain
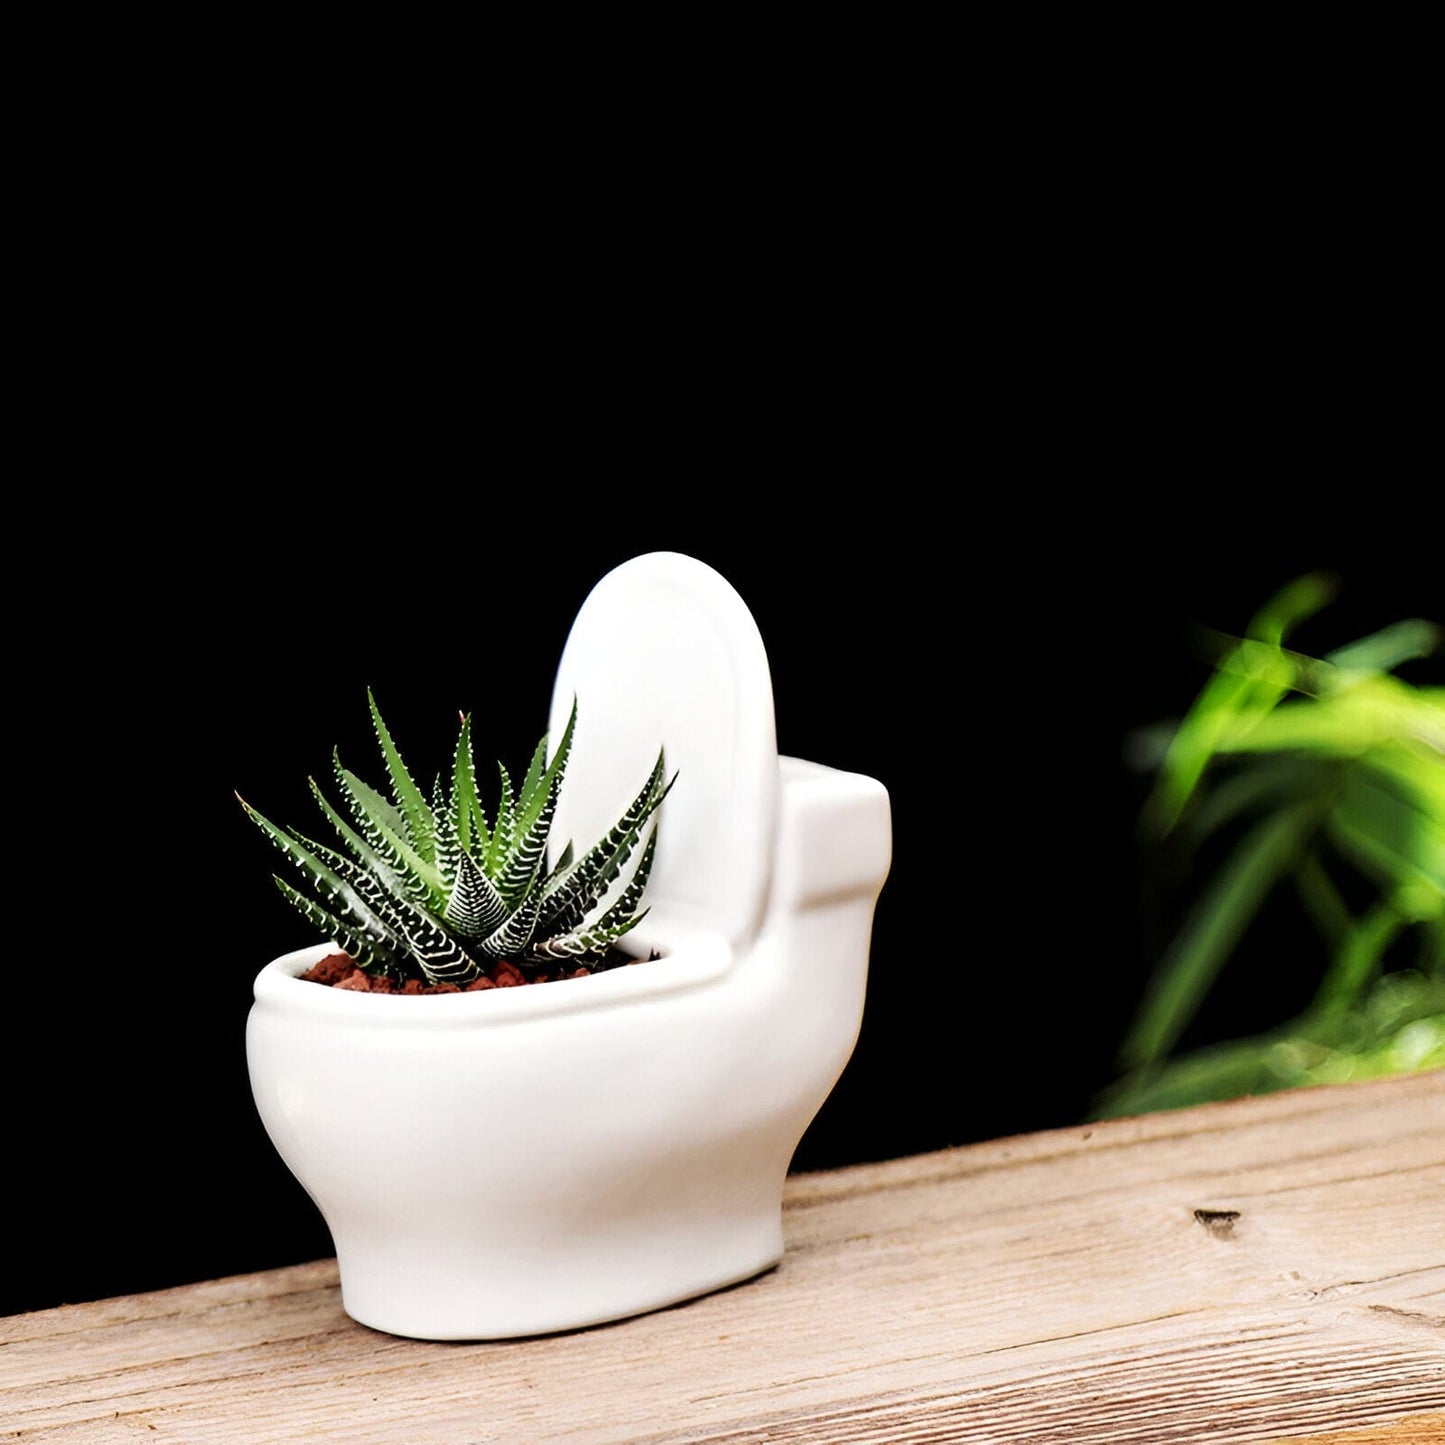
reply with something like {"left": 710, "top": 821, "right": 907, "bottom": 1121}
{"left": 3, "top": 1071, "right": 1442, "bottom": 1443}
{"left": 1271, "top": 1416, "right": 1445, "bottom": 1444}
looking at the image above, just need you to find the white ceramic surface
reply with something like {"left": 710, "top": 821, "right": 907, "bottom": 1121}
{"left": 549, "top": 550, "right": 779, "bottom": 949}
{"left": 247, "top": 553, "right": 892, "bottom": 1341}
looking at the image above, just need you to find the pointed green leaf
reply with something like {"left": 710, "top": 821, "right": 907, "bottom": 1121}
{"left": 1120, "top": 802, "right": 1319, "bottom": 1072}
{"left": 368, "top": 690, "right": 436, "bottom": 864}
{"left": 451, "top": 713, "right": 490, "bottom": 857}
{"left": 332, "top": 756, "right": 444, "bottom": 902}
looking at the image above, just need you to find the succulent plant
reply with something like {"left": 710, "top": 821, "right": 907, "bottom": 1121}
{"left": 238, "top": 691, "right": 672, "bottom": 987}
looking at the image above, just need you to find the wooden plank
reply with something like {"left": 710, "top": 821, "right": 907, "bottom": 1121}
{"left": 1273, "top": 1416, "right": 1445, "bottom": 1444}
{"left": 3, "top": 1071, "right": 1442, "bottom": 1444}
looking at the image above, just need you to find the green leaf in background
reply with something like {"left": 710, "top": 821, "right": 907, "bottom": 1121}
{"left": 1097, "top": 573, "right": 1443, "bottom": 1120}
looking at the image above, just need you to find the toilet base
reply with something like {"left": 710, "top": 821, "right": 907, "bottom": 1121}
{"left": 333, "top": 1210, "right": 787, "bottom": 1341}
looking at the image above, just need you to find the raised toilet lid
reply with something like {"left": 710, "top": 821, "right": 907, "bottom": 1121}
{"left": 548, "top": 552, "right": 780, "bottom": 949}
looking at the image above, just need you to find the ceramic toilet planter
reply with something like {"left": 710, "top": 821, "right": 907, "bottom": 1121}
{"left": 246, "top": 552, "right": 892, "bottom": 1341}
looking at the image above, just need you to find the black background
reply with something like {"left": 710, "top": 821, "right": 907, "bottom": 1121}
{"left": 10, "top": 484, "right": 1435, "bottom": 1318}
{"left": 7, "top": 121, "right": 1439, "bottom": 1317}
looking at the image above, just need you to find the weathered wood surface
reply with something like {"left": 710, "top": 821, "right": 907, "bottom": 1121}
{"left": 4, "top": 1071, "right": 1442, "bottom": 1444}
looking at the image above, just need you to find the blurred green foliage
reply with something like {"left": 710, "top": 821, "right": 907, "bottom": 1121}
{"left": 1095, "top": 573, "right": 1444, "bottom": 1119}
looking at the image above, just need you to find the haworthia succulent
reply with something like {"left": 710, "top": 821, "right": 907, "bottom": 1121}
{"left": 239, "top": 695, "right": 671, "bottom": 987}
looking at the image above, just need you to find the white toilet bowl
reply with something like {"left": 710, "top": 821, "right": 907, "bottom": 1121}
{"left": 246, "top": 552, "right": 892, "bottom": 1340}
